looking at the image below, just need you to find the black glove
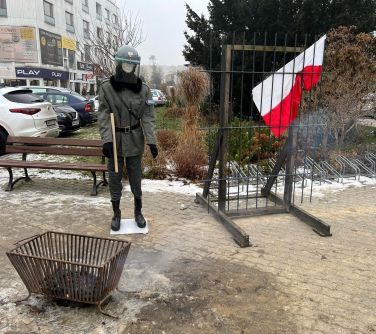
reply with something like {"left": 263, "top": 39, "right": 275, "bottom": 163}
{"left": 148, "top": 144, "right": 158, "bottom": 159}
{"left": 102, "top": 142, "right": 114, "bottom": 158}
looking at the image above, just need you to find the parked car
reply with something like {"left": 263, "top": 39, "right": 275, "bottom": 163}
{"left": 52, "top": 104, "right": 80, "bottom": 135}
{"left": 90, "top": 95, "right": 99, "bottom": 112}
{"left": 0, "top": 87, "right": 59, "bottom": 155}
{"left": 20, "top": 86, "right": 97, "bottom": 126}
{"left": 151, "top": 89, "right": 167, "bottom": 106}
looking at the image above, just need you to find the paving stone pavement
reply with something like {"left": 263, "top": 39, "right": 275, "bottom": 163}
{"left": 0, "top": 174, "right": 375, "bottom": 333}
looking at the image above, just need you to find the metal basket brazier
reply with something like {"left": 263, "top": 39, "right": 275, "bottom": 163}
{"left": 7, "top": 231, "right": 131, "bottom": 316}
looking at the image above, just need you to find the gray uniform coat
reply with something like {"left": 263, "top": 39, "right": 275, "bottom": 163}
{"left": 97, "top": 77, "right": 156, "bottom": 157}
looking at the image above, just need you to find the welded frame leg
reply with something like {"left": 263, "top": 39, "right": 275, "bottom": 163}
{"left": 196, "top": 193, "right": 251, "bottom": 247}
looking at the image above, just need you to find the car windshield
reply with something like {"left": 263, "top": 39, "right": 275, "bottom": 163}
{"left": 3, "top": 90, "right": 45, "bottom": 103}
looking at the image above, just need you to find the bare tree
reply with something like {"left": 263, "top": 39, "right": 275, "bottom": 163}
{"left": 149, "top": 55, "right": 163, "bottom": 89}
{"left": 76, "top": 6, "right": 144, "bottom": 79}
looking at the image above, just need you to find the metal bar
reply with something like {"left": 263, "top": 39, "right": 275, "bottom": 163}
{"left": 283, "top": 126, "right": 298, "bottom": 211}
{"left": 218, "top": 45, "right": 232, "bottom": 211}
{"left": 231, "top": 44, "right": 305, "bottom": 53}
{"left": 268, "top": 192, "right": 332, "bottom": 237}
{"left": 196, "top": 193, "right": 250, "bottom": 247}
{"left": 203, "top": 130, "right": 221, "bottom": 198}
{"left": 261, "top": 142, "right": 288, "bottom": 196}
{"left": 226, "top": 206, "right": 286, "bottom": 218}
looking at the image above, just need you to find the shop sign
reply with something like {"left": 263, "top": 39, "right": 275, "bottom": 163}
{"left": 0, "top": 26, "right": 38, "bottom": 62}
{"left": 15, "top": 67, "right": 69, "bottom": 80}
{"left": 62, "top": 36, "right": 76, "bottom": 51}
{"left": 77, "top": 61, "right": 93, "bottom": 71}
{"left": 39, "top": 29, "right": 63, "bottom": 66}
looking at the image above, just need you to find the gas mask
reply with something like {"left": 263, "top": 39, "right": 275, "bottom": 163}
{"left": 122, "top": 63, "right": 135, "bottom": 74}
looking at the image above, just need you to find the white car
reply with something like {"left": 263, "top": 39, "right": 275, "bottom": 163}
{"left": 90, "top": 95, "right": 99, "bottom": 112}
{"left": 0, "top": 87, "right": 59, "bottom": 155}
{"left": 151, "top": 89, "right": 167, "bottom": 106}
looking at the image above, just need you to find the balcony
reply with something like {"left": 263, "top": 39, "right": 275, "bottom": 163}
{"left": 44, "top": 15, "right": 55, "bottom": 26}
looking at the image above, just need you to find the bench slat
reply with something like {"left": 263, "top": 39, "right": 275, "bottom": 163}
{"left": 6, "top": 145, "right": 103, "bottom": 157}
{"left": 0, "top": 159, "right": 107, "bottom": 172}
{"left": 7, "top": 136, "right": 103, "bottom": 147}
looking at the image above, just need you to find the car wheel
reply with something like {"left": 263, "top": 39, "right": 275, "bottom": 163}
{"left": 79, "top": 115, "right": 87, "bottom": 127}
{"left": 0, "top": 128, "right": 8, "bottom": 156}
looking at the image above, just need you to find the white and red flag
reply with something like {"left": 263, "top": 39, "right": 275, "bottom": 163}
{"left": 252, "top": 35, "right": 326, "bottom": 137}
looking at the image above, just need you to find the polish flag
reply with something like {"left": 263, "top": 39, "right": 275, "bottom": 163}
{"left": 252, "top": 35, "right": 326, "bottom": 137}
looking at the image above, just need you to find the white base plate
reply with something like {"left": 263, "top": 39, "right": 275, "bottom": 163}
{"left": 110, "top": 219, "right": 149, "bottom": 235}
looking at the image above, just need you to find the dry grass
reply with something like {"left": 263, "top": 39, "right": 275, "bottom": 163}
{"left": 172, "top": 67, "right": 210, "bottom": 180}
{"left": 178, "top": 67, "right": 210, "bottom": 107}
{"left": 156, "top": 130, "right": 179, "bottom": 153}
{"left": 173, "top": 140, "right": 207, "bottom": 180}
{"left": 142, "top": 145, "right": 169, "bottom": 180}
{"left": 165, "top": 106, "right": 185, "bottom": 118}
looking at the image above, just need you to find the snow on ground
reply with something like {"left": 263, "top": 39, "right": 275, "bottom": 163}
{"left": 0, "top": 153, "right": 375, "bottom": 198}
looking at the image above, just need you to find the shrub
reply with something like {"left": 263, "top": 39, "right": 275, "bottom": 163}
{"left": 173, "top": 136, "right": 207, "bottom": 180}
{"left": 142, "top": 145, "right": 169, "bottom": 180}
{"left": 156, "top": 130, "right": 178, "bottom": 153}
{"left": 165, "top": 106, "right": 185, "bottom": 118}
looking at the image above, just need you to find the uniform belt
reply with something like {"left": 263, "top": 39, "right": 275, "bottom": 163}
{"left": 115, "top": 123, "right": 141, "bottom": 133}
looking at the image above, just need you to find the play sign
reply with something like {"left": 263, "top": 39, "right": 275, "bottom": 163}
{"left": 15, "top": 67, "right": 69, "bottom": 80}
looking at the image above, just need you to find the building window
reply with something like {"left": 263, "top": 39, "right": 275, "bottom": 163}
{"left": 84, "top": 44, "right": 91, "bottom": 62}
{"left": 97, "top": 27, "right": 103, "bottom": 39}
{"left": 43, "top": 1, "right": 55, "bottom": 25}
{"left": 0, "top": 0, "right": 7, "bottom": 17}
{"left": 65, "top": 0, "right": 73, "bottom": 4}
{"left": 82, "top": 0, "right": 88, "bottom": 13}
{"left": 96, "top": 2, "right": 102, "bottom": 20}
{"left": 105, "top": 8, "right": 110, "bottom": 23}
{"left": 68, "top": 50, "right": 75, "bottom": 69}
{"left": 65, "top": 11, "right": 75, "bottom": 33}
{"left": 83, "top": 20, "right": 89, "bottom": 38}
{"left": 113, "top": 14, "right": 118, "bottom": 24}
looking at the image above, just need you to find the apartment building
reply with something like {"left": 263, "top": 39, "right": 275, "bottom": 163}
{"left": 0, "top": 0, "right": 120, "bottom": 94}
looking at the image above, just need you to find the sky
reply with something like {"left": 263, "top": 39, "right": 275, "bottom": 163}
{"left": 121, "top": 0, "right": 209, "bottom": 66}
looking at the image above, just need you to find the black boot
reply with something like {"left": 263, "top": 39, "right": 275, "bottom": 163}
{"left": 134, "top": 198, "right": 146, "bottom": 228}
{"left": 111, "top": 200, "right": 121, "bottom": 231}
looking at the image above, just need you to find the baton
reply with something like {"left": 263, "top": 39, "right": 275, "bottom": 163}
{"left": 110, "top": 113, "right": 119, "bottom": 173}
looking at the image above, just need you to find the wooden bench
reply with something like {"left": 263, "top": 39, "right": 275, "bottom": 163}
{"left": 0, "top": 136, "right": 108, "bottom": 196}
